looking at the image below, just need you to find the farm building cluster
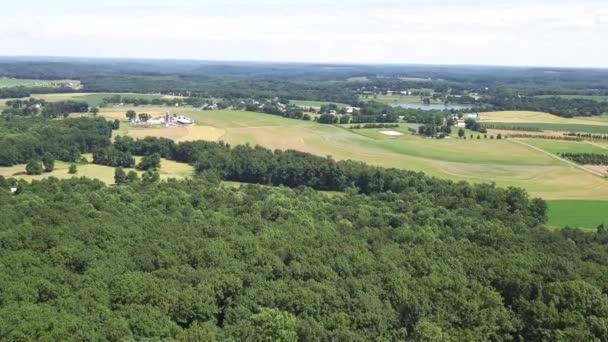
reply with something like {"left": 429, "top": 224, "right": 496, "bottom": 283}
{"left": 131, "top": 112, "right": 194, "bottom": 127}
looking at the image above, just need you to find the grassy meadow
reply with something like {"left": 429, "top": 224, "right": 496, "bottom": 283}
{"left": 547, "top": 200, "right": 608, "bottom": 230}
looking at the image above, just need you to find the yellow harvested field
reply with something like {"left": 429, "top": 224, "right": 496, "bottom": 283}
{"left": 0, "top": 158, "right": 194, "bottom": 184}
{"left": 480, "top": 111, "right": 608, "bottom": 126}
{"left": 99, "top": 107, "right": 169, "bottom": 120}
{"left": 128, "top": 125, "right": 225, "bottom": 142}
{"left": 584, "top": 165, "right": 608, "bottom": 177}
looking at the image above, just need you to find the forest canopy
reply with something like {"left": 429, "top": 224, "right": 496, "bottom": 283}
{"left": 0, "top": 174, "right": 607, "bottom": 340}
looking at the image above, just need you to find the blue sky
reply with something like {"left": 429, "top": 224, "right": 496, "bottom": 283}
{"left": 1, "top": 0, "right": 607, "bottom": 67}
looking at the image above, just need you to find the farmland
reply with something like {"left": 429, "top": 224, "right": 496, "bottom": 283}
{"left": 481, "top": 122, "right": 608, "bottom": 134}
{"left": 521, "top": 139, "right": 608, "bottom": 155}
{"left": 0, "top": 154, "right": 194, "bottom": 184}
{"left": 547, "top": 200, "right": 608, "bottom": 230}
{"left": 480, "top": 111, "right": 608, "bottom": 126}
{"left": 100, "top": 107, "right": 608, "bottom": 201}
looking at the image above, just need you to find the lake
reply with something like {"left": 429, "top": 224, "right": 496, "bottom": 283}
{"left": 390, "top": 103, "right": 471, "bottom": 110}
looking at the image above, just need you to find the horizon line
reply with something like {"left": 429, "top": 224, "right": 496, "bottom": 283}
{"left": 0, "top": 55, "right": 607, "bottom": 71}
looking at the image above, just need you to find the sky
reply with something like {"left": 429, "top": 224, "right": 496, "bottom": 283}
{"left": 1, "top": 0, "right": 607, "bottom": 67}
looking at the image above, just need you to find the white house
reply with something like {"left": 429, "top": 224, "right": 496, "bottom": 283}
{"left": 176, "top": 116, "right": 193, "bottom": 125}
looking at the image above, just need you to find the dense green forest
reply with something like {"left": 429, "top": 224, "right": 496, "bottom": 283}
{"left": 1, "top": 171, "right": 608, "bottom": 340}
{"left": 0, "top": 116, "right": 112, "bottom": 166}
{"left": 0, "top": 86, "right": 76, "bottom": 99}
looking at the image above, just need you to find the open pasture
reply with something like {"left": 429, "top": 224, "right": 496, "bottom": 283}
{"left": 521, "top": 139, "right": 608, "bottom": 155}
{"left": 102, "top": 107, "right": 608, "bottom": 200}
{"left": 547, "top": 200, "right": 608, "bottom": 230}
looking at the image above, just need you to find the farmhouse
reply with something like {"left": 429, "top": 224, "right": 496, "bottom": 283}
{"left": 466, "top": 113, "right": 480, "bottom": 120}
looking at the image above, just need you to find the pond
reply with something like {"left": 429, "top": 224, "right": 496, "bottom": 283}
{"left": 390, "top": 103, "right": 471, "bottom": 110}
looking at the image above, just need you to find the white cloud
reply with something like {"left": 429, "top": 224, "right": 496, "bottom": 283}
{"left": 0, "top": 0, "right": 606, "bottom": 67}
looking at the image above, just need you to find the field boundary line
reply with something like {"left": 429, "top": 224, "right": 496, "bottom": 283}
{"left": 511, "top": 139, "right": 607, "bottom": 178}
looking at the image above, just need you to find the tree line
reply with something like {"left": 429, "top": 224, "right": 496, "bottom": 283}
{"left": 0, "top": 86, "right": 77, "bottom": 99}
{"left": 349, "top": 123, "right": 400, "bottom": 129}
{"left": 112, "top": 136, "right": 547, "bottom": 225}
{"left": 481, "top": 96, "right": 608, "bottom": 118}
{"left": 565, "top": 132, "right": 608, "bottom": 141}
{"left": 480, "top": 123, "right": 543, "bottom": 132}
{"left": 2, "top": 98, "right": 89, "bottom": 118}
{"left": 560, "top": 152, "right": 608, "bottom": 165}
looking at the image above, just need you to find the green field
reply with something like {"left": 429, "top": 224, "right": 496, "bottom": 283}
{"left": 521, "top": 139, "right": 607, "bottom": 155}
{"left": 0, "top": 78, "right": 80, "bottom": 88}
{"left": 482, "top": 122, "right": 608, "bottom": 134}
{"left": 547, "top": 200, "right": 608, "bottom": 230}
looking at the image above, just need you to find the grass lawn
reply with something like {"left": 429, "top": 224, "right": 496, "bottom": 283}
{"left": 0, "top": 155, "right": 194, "bottom": 185}
{"left": 547, "top": 200, "right": 608, "bottom": 230}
